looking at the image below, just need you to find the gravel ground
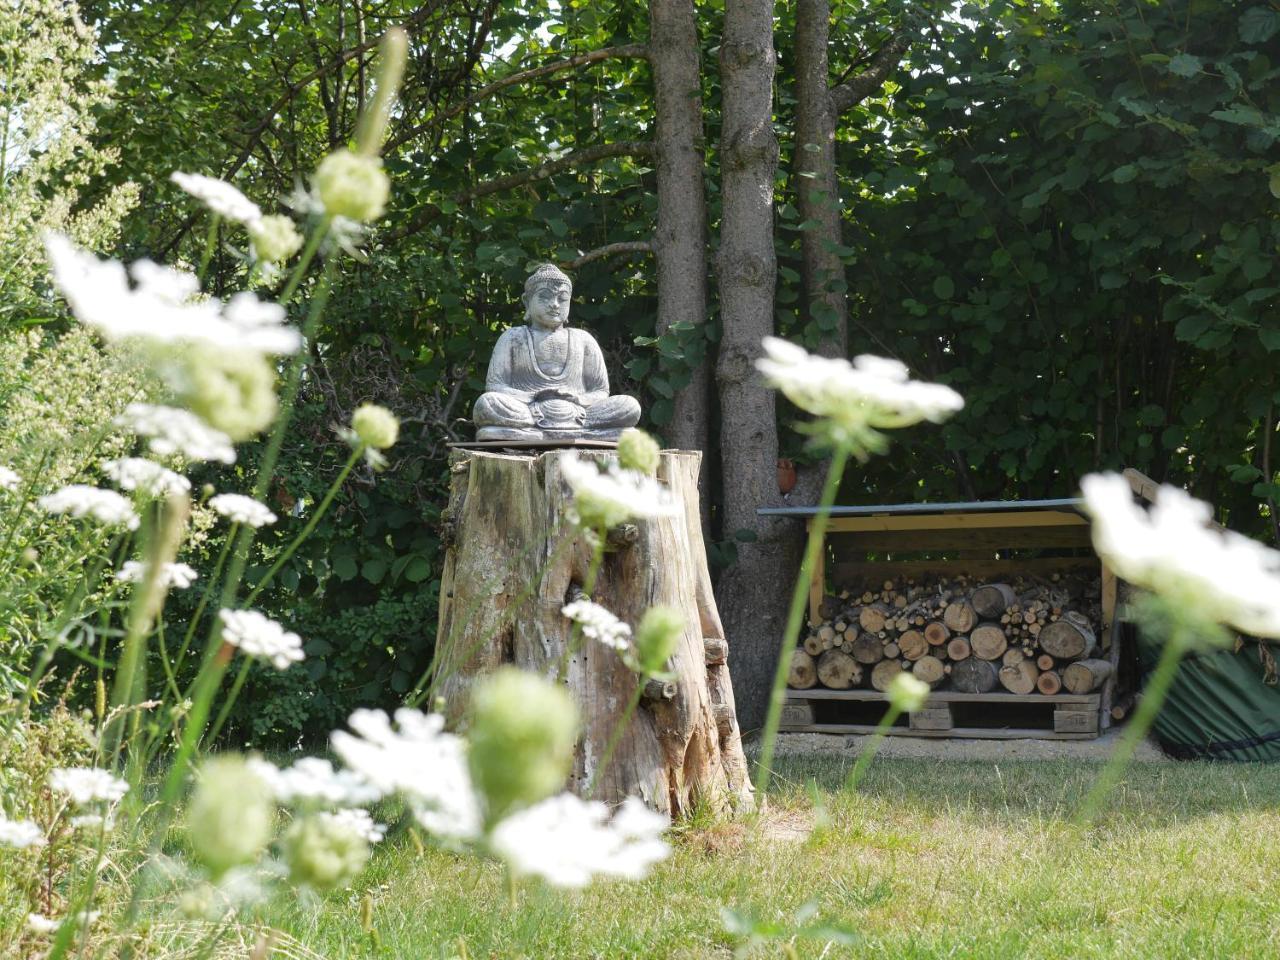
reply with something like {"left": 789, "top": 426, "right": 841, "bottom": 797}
{"left": 772, "top": 726, "right": 1169, "bottom": 761}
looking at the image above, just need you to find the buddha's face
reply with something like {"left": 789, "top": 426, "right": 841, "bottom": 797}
{"left": 525, "top": 282, "right": 571, "bottom": 330}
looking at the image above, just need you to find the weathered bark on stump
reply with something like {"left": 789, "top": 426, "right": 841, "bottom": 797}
{"left": 435, "top": 449, "right": 753, "bottom": 818}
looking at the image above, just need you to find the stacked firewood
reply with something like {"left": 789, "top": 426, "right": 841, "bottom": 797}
{"left": 787, "top": 575, "right": 1111, "bottom": 697}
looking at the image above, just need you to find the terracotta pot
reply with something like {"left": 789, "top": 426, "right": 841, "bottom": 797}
{"left": 777, "top": 458, "right": 797, "bottom": 495}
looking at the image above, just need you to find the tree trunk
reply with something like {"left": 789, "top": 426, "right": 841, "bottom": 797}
{"left": 794, "top": 0, "right": 846, "bottom": 357}
{"left": 912, "top": 654, "right": 945, "bottom": 686}
{"left": 787, "top": 649, "right": 817, "bottom": 689}
{"left": 998, "top": 660, "right": 1038, "bottom": 695}
{"left": 816, "top": 649, "right": 861, "bottom": 689}
{"left": 714, "top": 0, "right": 783, "bottom": 731}
{"left": 1038, "top": 612, "right": 1096, "bottom": 660}
{"left": 1062, "top": 659, "right": 1113, "bottom": 694}
{"left": 950, "top": 657, "right": 998, "bottom": 693}
{"left": 971, "top": 582, "right": 1017, "bottom": 619}
{"left": 435, "top": 449, "right": 753, "bottom": 817}
{"left": 969, "top": 623, "right": 1008, "bottom": 661}
{"left": 650, "top": 0, "right": 710, "bottom": 455}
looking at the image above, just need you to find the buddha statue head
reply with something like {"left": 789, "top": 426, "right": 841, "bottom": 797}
{"left": 522, "top": 262, "right": 573, "bottom": 331}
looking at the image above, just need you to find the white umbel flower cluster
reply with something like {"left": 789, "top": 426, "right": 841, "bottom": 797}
{"left": 208, "top": 493, "right": 277, "bottom": 527}
{"left": 49, "top": 767, "right": 129, "bottom": 806}
{"left": 248, "top": 756, "right": 380, "bottom": 807}
{"left": 44, "top": 234, "right": 301, "bottom": 355}
{"left": 756, "top": 337, "right": 964, "bottom": 434}
{"left": 559, "top": 456, "right": 682, "bottom": 529}
{"left": 331, "top": 709, "right": 481, "bottom": 842}
{"left": 0, "top": 815, "right": 45, "bottom": 848}
{"left": 318, "top": 808, "right": 386, "bottom": 844}
{"left": 37, "top": 486, "right": 139, "bottom": 530}
{"left": 561, "top": 599, "right": 632, "bottom": 652}
{"left": 102, "top": 457, "right": 191, "bottom": 497}
{"left": 0, "top": 466, "right": 20, "bottom": 492}
{"left": 170, "top": 172, "right": 262, "bottom": 224}
{"left": 1081, "top": 473, "right": 1280, "bottom": 640}
{"left": 116, "top": 561, "right": 198, "bottom": 589}
{"left": 489, "top": 794, "right": 670, "bottom": 888}
{"left": 115, "top": 404, "right": 236, "bottom": 464}
{"left": 218, "top": 609, "right": 305, "bottom": 670}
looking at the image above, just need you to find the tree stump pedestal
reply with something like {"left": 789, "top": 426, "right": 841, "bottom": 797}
{"left": 435, "top": 448, "right": 754, "bottom": 817}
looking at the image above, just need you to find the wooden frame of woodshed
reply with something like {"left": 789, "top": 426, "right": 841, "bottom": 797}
{"left": 761, "top": 497, "right": 1120, "bottom": 740}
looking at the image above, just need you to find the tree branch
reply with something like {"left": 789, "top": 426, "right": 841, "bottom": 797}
{"left": 382, "top": 43, "right": 650, "bottom": 154}
{"left": 387, "top": 141, "right": 656, "bottom": 242}
{"left": 562, "top": 240, "right": 653, "bottom": 270}
{"left": 830, "top": 32, "right": 911, "bottom": 114}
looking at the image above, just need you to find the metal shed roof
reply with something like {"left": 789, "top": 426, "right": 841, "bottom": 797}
{"left": 757, "top": 497, "right": 1085, "bottom": 518}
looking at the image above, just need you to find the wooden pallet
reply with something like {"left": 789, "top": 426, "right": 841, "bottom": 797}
{"left": 781, "top": 689, "right": 1102, "bottom": 740}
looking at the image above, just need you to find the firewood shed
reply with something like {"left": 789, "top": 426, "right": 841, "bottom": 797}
{"left": 762, "top": 494, "right": 1123, "bottom": 740}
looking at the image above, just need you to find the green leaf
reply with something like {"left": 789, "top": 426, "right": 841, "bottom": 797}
{"left": 933, "top": 275, "right": 955, "bottom": 300}
{"left": 1239, "top": 6, "right": 1280, "bottom": 43}
{"left": 650, "top": 376, "right": 674, "bottom": 399}
{"left": 361, "top": 557, "right": 388, "bottom": 584}
{"left": 733, "top": 528, "right": 758, "bottom": 543}
{"left": 1259, "top": 327, "right": 1280, "bottom": 352}
{"left": 333, "top": 555, "right": 358, "bottom": 581}
{"left": 1112, "top": 164, "right": 1138, "bottom": 184}
{"left": 404, "top": 557, "right": 432, "bottom": 583}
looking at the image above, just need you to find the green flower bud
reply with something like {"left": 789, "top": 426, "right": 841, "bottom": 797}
{"left": 248, "top": 214, "right": 304, "bottom": 264}
{"left": 314, "top": 150, "right": 390, "bottom": 222}
{"left": 177, "top": 348, "right": 277, "bottom": 441}
{"left": 467, "top": 667, "right": 579, "bottom": 827}
{"left": 283, "top": 815, "right": 369, "bottom": 893}
{"left": 187, "top": 756, "right": 274, "bottom": 877}
{"left": 887, "top": 672, "right": 930, "bottom": 713}
{"left": 635, "top": 605, "right": 683, "bottom": 675}
{"left": 351, "top": 403, "right": 399, "bottom": 450}
{"left": 616, "top": 428, "right": 661, "bottom": 476}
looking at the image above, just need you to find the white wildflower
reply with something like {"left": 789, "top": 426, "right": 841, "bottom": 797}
{"left": 0, "top": 815, "right": 45, "bottom": 848}
{"left": 489, "top": 794, "right": 670, "bottom": 888}
{"left": 1081, "top": 473, "right": 1280, "bottom": 640}
{"left": 49, "top": 767, "right": 129, "bottom": 806}
{"left": 561, "top": 599, "right": 632, "bottom": 652}
{"left": 208, "top": 493, "right": 276, "bottom": 527}
{"left": 102, "top": 457, "right": 191, "bottom": 497}
{"left": 559, "top": 456, "right": 682, "bottom": 529}
{"left": 70, "top": 813, "right": 115, "bottom": 832}
{"left": 247, "top": 757, "right": 381, "bottom": 807}
{"left": 218, "top": 609, "right": 305, "bottom": 670}
{"left": 331, "top": 709, "right": 481, "bottom": 841}
{"left": 887, "top": 672, "right": 930, "bottom": 713}
{"left": 37, "top": 485, "right": 139, "bottom": 530}
{"left": 26, "top": 913, "right": 59, "bottom": 934}
{"left": 170, "top": 172, "right": 262, "bottom": 224}
{"left": 0, "top": 466, "right": 20, "bottom": 492}
{"left": 115, "top": 404, "right": 236, "bottom": 464}
{"left": 44, "top": 235, "right": 300, "bottom": 355}
{"left": 116, "top": 561, "right": 199, "bottom": 590}
{"left": 756, "top": 337, "right": 964, "bottom": 435}
{"left": 318, "top": 808, "right": 386, "bottom": 844}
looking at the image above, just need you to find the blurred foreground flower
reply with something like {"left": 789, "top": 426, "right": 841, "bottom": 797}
{"left": 248, "top": 756, "right": 380, "bottom": 808}
{"left": 218, "top": 609, "right": 305, "bottom": 670}
{"left": 1081, "top": 473, "right": 1280, "bottom": 642}
{"left": 102, "top": 457, "right": 191, "bottom": 497}
{"left": 170, "top": 172, "right": 262, "bottom": 224}
{"left": 756, "top": 337, "right": 963, "bottom": 450}
{"left": 38, "top": 485, "right": 139, "bottom": 530}
{"left": 617, "top": 428, "right": 661, "bottom": 476}
{"left": 116, "top": 404, "right": 236, "bottom": 464}
{"left": 50, "top": 767, "right": 129, "bottom": 805}
{"left": 490, "top": 794, "right": 669, "bottom": 888}
{"left": 0, "top": 466, "right": 20, "bottom": 492}
{"left": 117, "top": 561, "right": 198, "bottom": 589}
{"left": 313, "top": 150, "right": 390, "bottom": 222}
{"left": 208, "top": 493, "right": 277, "bottom": 527}
{"left": 560, "top": 455, "right": 681, "bottom": 529}
{"left": 561, "top": 599, "right": 632, "bottom": 652}
{"left": 284, "top": 814, "right": 369, "bottom": 892}
{"left": 887, "top": 672, "right": 929, "bottom": 713}
{"left": 0, "top": 815, "right": 45, "bottom": 848}
{"left": 634, "top": 606, "right": 683, "bottom": 676}
{"left": 249, "top": 213, "right": 304, "bottom": 264}
{"left": 188, "top": 756, "right": 274, "bottom": 877}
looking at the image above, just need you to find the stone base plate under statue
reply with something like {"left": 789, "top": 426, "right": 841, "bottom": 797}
{"left": 449, "top": 437, "right": 620, "bottom": 451}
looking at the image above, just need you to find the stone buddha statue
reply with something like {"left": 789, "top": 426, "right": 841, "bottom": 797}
{"left": 473, "top": 263, "right": 641, "bottom": 441}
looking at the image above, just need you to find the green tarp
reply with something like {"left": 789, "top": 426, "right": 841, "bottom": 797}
{"left": 1138, "top": 630, "right": 1280, "bottom": 761}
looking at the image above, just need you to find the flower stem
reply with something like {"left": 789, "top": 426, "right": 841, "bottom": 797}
{"left": 243, "top": 447, "right": 360, "bottom": 606}
{"left": 1075, "top": 629, "right": 1185, "bottom": 825}
{"left": 173, "top": 524, "right": 237, "bottom": 679}
{"left": 843, "top": 704, "right": 902, "bottom": 793}
{"left": 205, "top": 657, "right": 253, "bottom": 745}
{"left": 755, "top": 442, "right": 851, "bottom": 797}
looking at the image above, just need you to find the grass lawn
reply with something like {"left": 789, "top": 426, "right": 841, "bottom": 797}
{"left": 252, "top": 753, "right": 1280, "bottom": 959}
